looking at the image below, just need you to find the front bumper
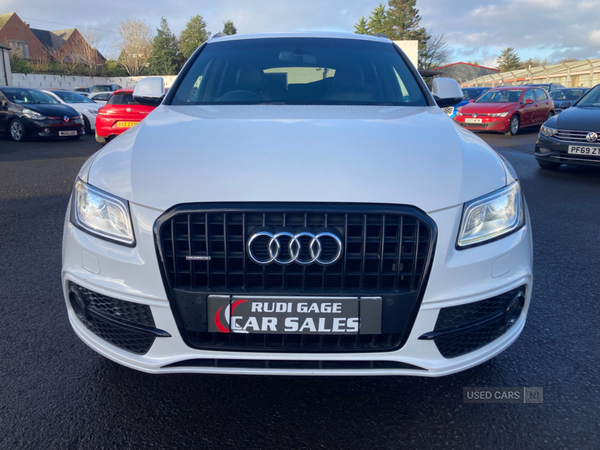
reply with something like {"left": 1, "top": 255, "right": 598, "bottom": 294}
{"left": 62, "top": 202, "right": 533, "bottom": 376}
{"left": 453, "top": 116, "right": 511, "bottom": 133}
{"left": 25, "top": 117, "right": 84, "bottom": 137}
{"left": 535, "top": 134, "right": 600, "bottom": 167}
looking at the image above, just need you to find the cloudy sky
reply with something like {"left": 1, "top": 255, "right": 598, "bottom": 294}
{"left": 5, "top": 0, "right": 600, "bottom": 66}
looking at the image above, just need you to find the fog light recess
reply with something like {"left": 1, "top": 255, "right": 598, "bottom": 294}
{"left": 68, "top": 284, "right": 88, "bottom": 321}
{"left": 505, "top": 292, "right": 525, "bottom": 325}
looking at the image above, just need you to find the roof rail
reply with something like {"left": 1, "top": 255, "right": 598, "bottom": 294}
{"left": 374, "top": 33, "right": 389, "bottom": 39}
{"left": 210, "top": 32, "right": 227, "bottom": 40}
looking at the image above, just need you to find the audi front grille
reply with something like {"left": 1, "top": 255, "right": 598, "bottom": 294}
{"left": 155, "top": 203, "right": 437, "bottom": 352}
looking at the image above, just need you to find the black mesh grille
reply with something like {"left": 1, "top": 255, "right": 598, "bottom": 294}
{"left": 158, "top": 209, "right": 431, "bottom": 293}
{"left": 187, "top": 331, "right": 404, "bottom": 352}
{"left": 69, "top": 282, "right": 158, "bottom": 355}
{"left": 435, "top": 290, "right": 516, "bottom": 331}
{"left": 434, "top": 320, "right": 507, "bottom": 359}
{"left": 155, "top": 204, "right": 437, "bottom": 353}
{"left": 431, "top": 287, "right": 525, "bottom": 359}
{"left": 76, "top": 284, "right": 155, "bottom": 328}
{"left": 83, "top": 314, "right": 156, "bottom": 355}
{"left": 163, "top": 359, "right": 426, "bottom": 371}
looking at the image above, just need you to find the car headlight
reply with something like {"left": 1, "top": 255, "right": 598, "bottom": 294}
{"left": 70, "top": 178, "right": 135, "bottom": 246}
{"left": 86, "top": 109, "right": 98, "bottom": 116}
{"left": 540, "top": 125, "right": 558, "bottom": 137}
{"left": 490, "top": 112, "right": 510, "bottom": 117}
{"left": 457, "top": 182, "right": 524, "bottom": 249}
{"left": 22, "top": 108, "right": 46, "bottom": 120}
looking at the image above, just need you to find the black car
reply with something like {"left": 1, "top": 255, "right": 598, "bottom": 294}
{"left": 549, "top": 88, "right": 590, "bottom": 113}
{"left": 535, "top": 84, "right": 600, "bottom": 169}
{"left": 0, "top": 87, "right": 84, "bottom": 142}
{"left": 524, "top": 82, "right": 565, "bottom": 92}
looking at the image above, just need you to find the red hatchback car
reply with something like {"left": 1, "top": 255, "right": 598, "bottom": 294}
{"left": 95, "top": 88, "right": 157, "bottom": 145}
{"left": 453, "top": 86, "right": 555, "bottom": 135}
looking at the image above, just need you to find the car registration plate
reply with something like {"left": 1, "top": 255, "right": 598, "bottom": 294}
{"left": 59, "top": 130, "right": 77, "bottom": 136}
{"left": 116, "top": 121, "right": 139, "bottom": 128}
{"left": 207, "top": 296, "right": 382, "bottom": 335}
{"left": 465, "top": 118, "right": 483, "bottom": 124}
{"left": 568, "top": 145, "right": 600, "bottom": 156}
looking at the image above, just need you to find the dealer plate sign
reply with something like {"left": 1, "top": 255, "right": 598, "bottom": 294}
{"left": 208, "top": 296, "right": 382, "bottom": 335}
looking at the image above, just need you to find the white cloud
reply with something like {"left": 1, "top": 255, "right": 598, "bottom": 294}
{"left": 589, "top": 29, "right": 600, "bottom": 44}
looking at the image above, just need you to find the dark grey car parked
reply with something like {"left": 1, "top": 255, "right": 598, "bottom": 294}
{"left": 549, "top": 88, "right": 590, "bottom": 113}
{"left": 535, "top": 84, "right": 600, "bottom": 169}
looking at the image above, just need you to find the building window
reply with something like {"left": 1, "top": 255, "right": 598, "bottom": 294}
{"left": 8, "top": 40, "right": 30, "bottom": 59}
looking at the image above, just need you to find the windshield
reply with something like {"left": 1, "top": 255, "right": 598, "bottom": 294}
{"left": 107, "top": 93, "right": 139, "bottom": 105}
{"left": 53, "top": 91, "right": 94, "bottom": 103}
{"left": 476, "top": 90, "right": 522, "bottom": 103}
{"left": 1, "top": 88, "right": 59, "bottom": 104}
{"left": 575, "top": 85, "right": 600, "bottom": 107}
{"left": 171, "top": 37, "right": 427, "bottom": 106}
{"left": 92, "top": 86, "right": 113, "bottom": 93}
{"left": 550, "top": 89, "right": 587, "bottom": 101}
{"left": 462, "top": 89, "right": 485, "bottom": 100}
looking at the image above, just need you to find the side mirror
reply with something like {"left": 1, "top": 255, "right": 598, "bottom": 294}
{"left": 432, "top": 78, "right": 463, "bottom": 108}
{"left": 0, "top": 99, "right": 7, "bottom": 109}
{"left": 469, "top": 99, "right": 475, "bottom": 103}
{"left": 524, "top": 99, "right": 534, "bottom": 105}
{"left": 133, "top": 77, "right": 165, "bottom": 107}
{"left": 560, "top": 101, "right": 572, "bottom": 109}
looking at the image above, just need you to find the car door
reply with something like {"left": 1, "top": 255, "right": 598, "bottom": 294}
{"left": 0, "top": 92, "right": 9, "bottom": 133}
{"left": 534, "top": 89, "right": 551, "bottom": 123}
{"left": 520, "top": 89, "right": 536, "bottom": 126}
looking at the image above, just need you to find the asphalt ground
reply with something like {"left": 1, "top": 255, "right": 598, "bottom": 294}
{"left": 0, "top": 128, "right": 599, "bottom": 449}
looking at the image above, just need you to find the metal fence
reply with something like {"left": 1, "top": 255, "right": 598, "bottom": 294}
{"left": 460, "top": 58, "right": 600, "bottom": 88}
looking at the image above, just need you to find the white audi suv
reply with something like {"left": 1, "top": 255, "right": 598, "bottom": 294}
{"left": 62, "top": 32, "right": 532, "bottom": 376}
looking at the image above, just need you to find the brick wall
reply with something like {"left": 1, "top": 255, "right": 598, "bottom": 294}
{"left": 0, "top": 14, "right": 49, "bottom": 60}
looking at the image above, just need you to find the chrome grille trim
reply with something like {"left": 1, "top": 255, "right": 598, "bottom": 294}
{"left": 555, "top": 129, "right": 600, "bottom": 143}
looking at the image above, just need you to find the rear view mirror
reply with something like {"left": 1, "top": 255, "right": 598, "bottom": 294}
{"left": 133, "top": 77, "right": 165, "bottom": 107}
{"left": 432, "top": 78, "right": 463, "bottom": 108}
{"left": 278, "top": 51, "right": 317, "bottom": 65}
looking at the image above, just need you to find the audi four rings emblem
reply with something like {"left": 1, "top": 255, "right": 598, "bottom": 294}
{"left": 247, "top": 229, "right": 343, "bottom": 266}
{"left": 586, "top": 132, "right": 598, "bottom": 142}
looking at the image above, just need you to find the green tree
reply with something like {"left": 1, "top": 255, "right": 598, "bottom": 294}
{"left": 386, "top": 0, "right": 427, "bottom": 40}
{"left": 98, "top": 59, "right": 129, "bottom": 77}
{"left": 354, "top": 16, "right": 370, "bottom": 34}
{"left": 386, "top": 0, "right": 429, "bottom": 67}
{"left": 149, "top": 18, "right": 180, "bottom": 75}
{"left": 9, "top": 54, "right": 30, "bottom": 73}
{"left": 497, "top": 47, "right": 521, "bottom": 72}
{"left": 367, "top": 4, "right": 390, "bottom": 35}
{"left": 180, "top": 15, "right": 211, "bottom": 59}
{"left": 223, "top": 20, "right": 237, "bottom": 35}
{"left": 354, "top": 1, "right": 434, "bottom": 68}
